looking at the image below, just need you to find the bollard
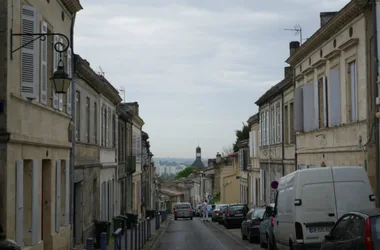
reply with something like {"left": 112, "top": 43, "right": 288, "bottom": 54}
{"left": 125, "top": 226, "right": 128, "bottom": 250}
{"left": 100, "top": 232, "right": 107, "bottom": 250}
{"left": 134, "top": 223, "right": 138, "bottom": 250}
{"left": 86, "top": 238, "right": 94, "bottom": 250}
{"left": 130, "top": 223, "right": 134, "bottom": 250}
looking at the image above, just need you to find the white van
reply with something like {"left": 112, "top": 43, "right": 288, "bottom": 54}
{"left": 272, "top": 166, "right": 375, "bottom": 250}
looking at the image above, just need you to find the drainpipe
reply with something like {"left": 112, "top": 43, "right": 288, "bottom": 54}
{"left": 69, "top": 13, "right": 76, "bottom": 249}
{"left": 268, "top": 102, "right": 271, "bottom": 204}
{"left": 293, "top": 66, "right": 298, "bottom": 172}
{"left": 373, "top": 0, "right": 380, "bottom": 207}
{"left": 281, "top": 91, "right": 285, "bottom": 177}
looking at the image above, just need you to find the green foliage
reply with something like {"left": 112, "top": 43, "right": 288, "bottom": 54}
{"left": 175, "top": 166, "right": 197, "bottom": 179}
{"left": 210, "top": 192, "right": 220, "bottom": 204}
{"left": 233, "top": 122, "right": 250, "bottom": 152}
{"left": 158, "top": 173, "right": 176, "bottom": 182}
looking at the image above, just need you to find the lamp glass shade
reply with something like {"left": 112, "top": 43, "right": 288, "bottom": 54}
{"left": 51, "top": 65, "right": 72, "bottom": 93}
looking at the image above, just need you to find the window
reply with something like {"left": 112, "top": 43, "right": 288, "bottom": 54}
{"left": 276, "top": 104, "right": 281, "bottom": 143}
{"left": 329, "top": 68, "right": 341, "bottom": 126}
{"left": 260, "top": 111, "right": 265, "bottom": 146}
{"left": 347, "top": 60, "right": 357, "bottom": 122}
{"left": 265, "top": 110, "right": 269, "bottom": 145}
{"left": 284, "top": 105, "right": 289, "bottom": 144}
{"left": 289, "top": 102, "right": 294, "bottom": 143}
{"left": 113, "top": 114, "right": 116, "bottom": 148}
{"left": 94, "top": 102, "right": 97, "bottom": 143}
{"left": 108, "top": 108, "right": 111, "bottom": 147}
{"left": 101, "top": 106, "right": 105, "bottom": 146}
{"left": 270, "top": 106, "right": 275, "bottom": 144}
{"left": 75, "top": 91, "right": 80, "bottom": 141}
{"left": 86, "top": 97, "right": 90, "bottom": 143}
{"left": 317, "top": 77, "right": 328, "bottom": 129}
{"left": 303, "top": 82, "right": 314, "bottom": 131}
{"left": 331, "top": 215, "right": 351, "bottom": 240}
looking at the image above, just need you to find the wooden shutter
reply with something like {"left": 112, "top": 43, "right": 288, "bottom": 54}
{"left": 32, "top": 160, "right": 39, "bottom": 245}
{"left": 323, "top": 76, "right": 328, "bottom": 127}
{"left": 66, "top": 48, "right": 72, "bottom": 114}
{"left": 314, "top": 80, "right": 319, "bottom": 129}
{"left": 303, "top": 83, "right": 314, "bottom": 131}
{"left": 16, "top": 160, "right": 24, "bottom": 247}
{"left": 65, "top": 160, "right": 70, "bottom": 226}
{"left": 329, "top": 68, "right": 341, "bottom": 126}
{"left": 294, "top": 87, "right": 304, "bottom": 132}
{"left": 55, "top": 160, "right": 61, "bottom": 233}
{"left": 58, "top": 38, "right": 64, "bottom": 111}
{"left": 21, "top": 5, "right": 38, "bottom": 99}
{"left": 106, "top": 108, "right": 109, "bottom": 147}
{"left": 350, "top": 61, "right": 357, "bottom": 121}
{"left": 52, "top": 35, "right": 59, "bottom": 108}
{"left": 40, "top": 21, "right": 48, "bottom": 104}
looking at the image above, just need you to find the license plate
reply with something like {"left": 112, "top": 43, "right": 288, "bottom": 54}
{"left": 308, "top": 227, "right": 331, "bottom": 233}
{"left": 235, "top": 214, "right": 243, "bottom": 216}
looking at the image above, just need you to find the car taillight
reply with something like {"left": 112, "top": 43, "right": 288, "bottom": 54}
{"left": 226, "top": 210, "right": 230, "bottom": 216}
{"left": 174, "top": 209, "right": 177, "bottom": 213}
{"left": 270, "top": 217, "right": 275, "bottom": 227}
{"left": 190, "top": 208, "right": 192, "bottom": 212}
{"left": 364, "top": 217, "right": 374, "bottom": 250}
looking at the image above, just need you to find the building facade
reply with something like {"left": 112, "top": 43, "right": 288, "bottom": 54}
{"left": 247, "top": 113, "right": 261, "bottom": 206}
{"left": 0, "top": 1, "right": 81, "bottom": 250}
{"left": 256, "top": 65, "right": 295, "bottom": 204}
{"left": 287, "top": 1, "right": 376, "bottom": 190}
{"left": 98, "top": 76, "right": 122, "bottom": 223}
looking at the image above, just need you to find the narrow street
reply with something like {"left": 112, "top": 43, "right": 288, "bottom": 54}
{"left": 153, "top": 218, "right": 262, "bottom": 250}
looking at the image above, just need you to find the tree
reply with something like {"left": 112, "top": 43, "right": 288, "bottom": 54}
{"left": 233, "top": 122, "right": 250, "bottom": 152}
{"left": 175, "top": 166, "right": 197, "bottom": 179}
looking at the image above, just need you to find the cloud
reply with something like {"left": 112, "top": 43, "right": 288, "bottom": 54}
{"left": 75, "top": 0, "right": 349, "bottom": 158}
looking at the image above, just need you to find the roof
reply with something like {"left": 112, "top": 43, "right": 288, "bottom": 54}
{"left": 160, "top": 188, "right": 184, "bottom": 197}
{"left": 191, "top": 158, "right": 205, "bottom": 169}
{"left": 255, "top": 77, "right": 292, "bottom": 106}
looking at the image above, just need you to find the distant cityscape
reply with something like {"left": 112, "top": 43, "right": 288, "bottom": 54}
{"left": 153, "top": 157, "right": 208, "bottom": 176}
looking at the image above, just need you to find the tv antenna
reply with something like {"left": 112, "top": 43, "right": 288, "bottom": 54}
{"left": 119, "top": 87, "right": 126, "bottom": 102}
{"left": 285, "top": 24, "right": 303, "bottom": 45}
{"left": 98, "top": 66, "right": 105, "bottom": 77}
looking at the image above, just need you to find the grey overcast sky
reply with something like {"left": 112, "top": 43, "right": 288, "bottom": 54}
{"left": 74, "top": 0, "right": 348, "bottom": 159}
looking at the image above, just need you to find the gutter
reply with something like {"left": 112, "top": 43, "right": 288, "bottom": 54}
{"left": 69, "top": 12, "right": 76, "bottom": 250}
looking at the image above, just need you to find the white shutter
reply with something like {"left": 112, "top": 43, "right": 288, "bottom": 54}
{"left": 21, "top": 5, "right": 38, "bottom": 99}
{"left": 58, "top": 38, "right": 64, "bottom": 111}
{"left": 323, "top": 77, "right": 327, "bottom": 128}
{"left": 260, "top": 169, "right": 264, "bottom": 202}
{"left": 55, "top": 160, "right": 61, "bottom": 232}
{"left": 52, "top": 35, "right": 59, "bottom": 108}
{"left": 249, "top": 131, "right": 254, "bottom": 157}
{"left": 16, "top": 160, "right": 24, "bottom": 247}
{"left": 32, "top": 160, "right": 39, "bottom": 245}
{"left": 65, "top": 160, "right": 70, "bottom": 226}
{"left": 66, "top": 48, "right": 72, "bottom": 114}
{"left": 253, "top": 131, "right": 257, "bottom": 158}
{"left": 314, "top": 80, "right": 319, "bottom": 129}
{"left": 40, "top": 21, "right": 48, "bottom": 104}
{"left": 106, "top": 108, "right": 109, "bottom": 147}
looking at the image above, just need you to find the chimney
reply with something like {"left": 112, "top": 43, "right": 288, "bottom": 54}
{"left": 289, "top": 41, "right": 300, "bottom": 56}
{"left": 320, "top": 12, "right": 338, "bottom": 27}
{"left": 284, "top": 66, "right": 292, "bottom": 78}
{"left": 216, "top": 152, "right": 222, "bottom": 164}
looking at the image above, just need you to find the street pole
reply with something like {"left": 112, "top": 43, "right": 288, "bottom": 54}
{"left": 374, "top": 0, "right": 380, "bottom": 207}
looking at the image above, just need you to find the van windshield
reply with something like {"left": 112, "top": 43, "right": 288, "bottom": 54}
{"left": 177, "top": 204, "right": 191, "bottom": 209}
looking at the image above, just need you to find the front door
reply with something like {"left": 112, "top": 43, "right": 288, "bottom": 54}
{"left": 74, "top": 182, "right": 83, "bottom": 244}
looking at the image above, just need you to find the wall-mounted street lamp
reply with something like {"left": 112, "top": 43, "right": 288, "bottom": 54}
{"left": 10, "top": 29, "right": 72, "bottom": 94}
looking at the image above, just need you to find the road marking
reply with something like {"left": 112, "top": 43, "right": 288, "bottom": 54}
{"left": 207, "top": 222, "right": 254, "bottom": 250}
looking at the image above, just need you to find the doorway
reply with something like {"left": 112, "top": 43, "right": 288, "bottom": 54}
{"left": 41, "top": 160, "right": 52, "bottom": 244}
{"left": 74, "top": 182, "right": 83, "bottom": 245}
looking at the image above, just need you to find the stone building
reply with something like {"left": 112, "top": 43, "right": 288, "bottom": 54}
{"left": 236, "top": 140, "right": 249, "bottom": 204}
{"left": 97, "top": 76, "right": 122, "bottom": 223}
{"left": 247, "top": 113, "right": 261, "bottom": 206}
{"left": 117, "top": 105, "right": 134, "bottom": 215}
{"left": 0, "top": 1, "right": 81, "bottom": 250}
{"left": 287, "top": 1, "right": 376, "bottom": 190}
{"left": 255, "top": 64, "right": 295, "bottom": 204}
{"left": 123, "top": 102, "right": 144, "bottom": 218}
{"left": 141, "top": 131, "right": 152, "bottom": 215}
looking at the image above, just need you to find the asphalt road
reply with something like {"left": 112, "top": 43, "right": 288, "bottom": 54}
{"left": 153, "top": 217, "right": 263, "bottom": 250}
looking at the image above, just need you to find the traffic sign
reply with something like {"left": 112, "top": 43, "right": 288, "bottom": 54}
{"left": 208, "top": 195, "right": 213, "bottom": 200}
{"left": 271, "top": 181, "right": 279, "bottom": 190}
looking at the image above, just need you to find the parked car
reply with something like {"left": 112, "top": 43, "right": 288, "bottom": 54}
{"left": 212, "top": 204, "right": 227, "bottom": 221}
{"left": 258, "top": 204, "right": 275, "bottom": 248}
{"left": 207, "top": 204, "right": 213, "bottom": 217}
{"left": 174, "top": 202, "right": 193, "bottom": 220}
{"left": 222, "top": 203, "right": 249, "bottom": 229}
{"left": 321, "top": 209, "right": 380, "bottom": 250}
{"left": 196, "top": 205, "right": 202, "bottom": 217}
{"left": 272, "top": 166, "right": 375, "bottom": 250}
{"left": 218, "top": 205, "right": 228, "bottom": 224}
{"left": 241, "top": 206, "right": 266, "bottom": 243}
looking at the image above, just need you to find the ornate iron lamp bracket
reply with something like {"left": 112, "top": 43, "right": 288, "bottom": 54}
{"left": 10, "top": 28, "right": 70, "bottom": 60}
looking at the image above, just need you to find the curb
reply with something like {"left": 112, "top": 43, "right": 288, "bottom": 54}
{"left": 147, "top": 218, "right": 172, "bottom": 250}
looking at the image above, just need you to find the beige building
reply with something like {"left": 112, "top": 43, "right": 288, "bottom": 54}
{"left": 247, "top": 113, "right": 261, "bottom": 206}
{"left": 0, "top": 0, "right": 81, "bottom": 250}
{"left": 287, "top": 1, "right": 376, "bottom": 190}
{"left": 255, "top": 65, "right": 295, "bottom": 204}
{"left": 218, "top": 154, "right": 242, "bottom": 204}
